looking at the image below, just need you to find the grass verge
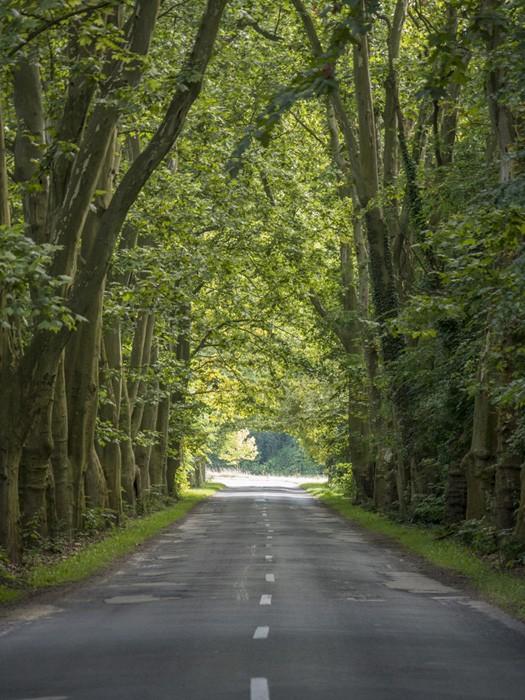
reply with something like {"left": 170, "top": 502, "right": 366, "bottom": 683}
{"left": 302, "top": 482, "right": 525, "bottom": 620}
{"left": 0, "top": 484, "right": 222, "bottom": 606}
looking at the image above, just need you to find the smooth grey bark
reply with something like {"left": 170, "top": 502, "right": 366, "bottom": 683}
{"left": 131, "top": 313, "right": 156, "bottom": 438}
{"left": 0, "top": 100, "right": 10, "bottom": 227}
{"left": 150, "top": 394, "right": 170, "bottom": 490}
{"left": 50, "top": 356, "right": 73, "bottom": 534}
{"left": 134, "top": 344, "right": 159, "bottom": 500}
{"left": 98, "top": 330, "right": 124, "bottom": 516}
{"left": 12, "top": 54, "right": 48, "bottom": 244}
{"left": 65, "top": 130, "right": 117, "bottom": 527}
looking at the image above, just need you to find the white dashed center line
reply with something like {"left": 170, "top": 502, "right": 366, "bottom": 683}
{"left": 253, "top": 625, "right": 270, "bottom": 639}
{"left": 266, "top": 535, "right": 272, "bottom": 539}
{"left": 260, "top": 594, "right": 272, "bottom": 605}
{"left": 251, "top": 678, "right": 270, "bottom": 700}
{"left": 265, "top": 555, "right": 273, "bottom": 562}
{"left": 265, "top": 573, "right": 275, "bottom": 583}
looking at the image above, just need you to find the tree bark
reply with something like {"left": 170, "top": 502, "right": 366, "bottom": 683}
{"left": 150, "top": 394, "right": 170, "bottom": 490}
{"left": 0, "top": 100, "right": 10, "bottom": 226}
{"left": 19, "top": 399, "right": 54, "bottom": 537}
{"left": 12, "top": 54, "right": 48, "bottom": 244}
{"left": 50, "top": 355, "right": 73, "bottom": 534}
{"left": 65, "top": 131, "right": 116, "bottom": 528}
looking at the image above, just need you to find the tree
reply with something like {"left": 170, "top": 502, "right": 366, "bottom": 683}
{"left": 218, "top": 429, "right": 259, "bottom": 469}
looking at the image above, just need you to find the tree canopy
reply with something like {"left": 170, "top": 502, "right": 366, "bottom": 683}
{"left": 0, "top": 0, "right": 524, "bottom": 562}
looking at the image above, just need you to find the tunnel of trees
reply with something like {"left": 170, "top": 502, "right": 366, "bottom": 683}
{"left": 209, "top": 429, "right": 322, "bottom": 475}
{"left": 0, "top": 0, "right": 524, "bottom": 562}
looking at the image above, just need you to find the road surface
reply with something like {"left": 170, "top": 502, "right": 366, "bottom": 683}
{"left": 1, "top": 476, "right": 525, "bottom": 699}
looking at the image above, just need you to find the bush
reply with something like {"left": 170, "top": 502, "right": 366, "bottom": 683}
{"left": 410, "top": 493, "right": 445, "bottom": 525}
{"left": 330, "top": 462, "right": 356, "bottom": 500}
{"left": 82, "top": 507, "right": 118, "bottom": 533}
{"left": 455, "top": 518, "right": 525, "bottom": 566}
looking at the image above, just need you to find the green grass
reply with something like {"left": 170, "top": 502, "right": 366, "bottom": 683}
{"left": 0, "top": 484, "right": 222, "bottom": 606}
{"left": 0, "top": 587, "right": 24, "bottom": 605}
{"left": 302, "top": 483, "right": 525, "bottom": 620}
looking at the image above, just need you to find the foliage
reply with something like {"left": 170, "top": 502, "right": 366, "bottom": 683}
{"left": 455, "top": 519, "right": 525, "bottom": 567}
{"left": 1, "top": 0, "right": 525, "bottom": 574}
{"left": 210, "top": 429, "right": 322, "bottom": 476}
{"left": 410, "top": 493, "right": 446, "bottom": 526}
{"left": 0, "top": 228, "right": 78, "bottom": 337}
{"left": 328, "top": 461, "right": 356, "bottom": 499}
{"left": 218, "top": 428, "right": 259, "bottom": 467}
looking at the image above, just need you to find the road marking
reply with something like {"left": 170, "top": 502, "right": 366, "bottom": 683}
{"left": 265, "top": 555, "right": 273, "bottom": 561}
{"left": 266, "top": 535, "right": 272, "bottom": 539}
{"left": 260, "top": 594, "right": 272, "bottom": 605}
{"left": 268, "top": 529, "right": 274, "bottom": 533}
{"left": 251, "top": 678, "right": 270, "bottom": 700}
{"left": 265, "top": 573, "right": 275, "bottom": 583}
{"left": 253, "top": 625, "right": 270, "bottom": 639}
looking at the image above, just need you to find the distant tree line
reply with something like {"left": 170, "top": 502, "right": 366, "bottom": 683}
{"left": 210, "top": 430, "right": 322, "bottom": 476}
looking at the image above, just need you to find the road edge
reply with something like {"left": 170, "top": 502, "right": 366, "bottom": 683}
{"left": 0, "top": 483, "right": 224, "bottom": 611}
{"left": 301, "top": 482, "right": 525, "bottom": 622}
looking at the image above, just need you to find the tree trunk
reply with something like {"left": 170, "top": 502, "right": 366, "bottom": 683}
{"left": 65, "top": 131, "right": 116, "bottom": 528}
{"left": 98, "top": 331, "right": 123, "bottom": 516}
{"left": 466, "top": 382, "right": 497, "bottom": 519}
{"left": 12, "top": 54, "right": 48, "bottom": 244}
{"left": 0, "top": 100, "right": 10, "bottom": 226}
{"left": 515, "top": 466, "right": 525, "bottom": 541}
{"left": 150, "top": 394, "right": 170, "bottom": 490}
{"left": 50, "top": 355, "right": 73, "bottom": 534}
{"left": 66, "top": 283, "right": 105, "bottom": 528}
{"left": 131, "top": 313, "right": 156, "bottom": 438}
{"left": 166, "top": 447, "right": 183, "bottom": 498}
{"left": 191, "top": 457, "right": 206, "bottom": 488}
{"left": 0, "top": 438, "right": 22, "bottom": 561}
{"left": 127, "top": 311, "right": 149, "bottom": 411}
{"left": 84, "top": 446, "right": 108, "bottom": 511}
{"left": 0, "top": 373, "right": 23, "bottom": 560}
{"left": 120, "top": 381, "right": 138, "bottom": 506}
{"left": 19, "top": 399, "right": 54, "bottom": 538}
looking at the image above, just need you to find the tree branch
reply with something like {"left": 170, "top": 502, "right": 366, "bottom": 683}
{"left": 9, "top": 2, "right": 112, "bottom": 57}
{"left": 237, "top": 11, "right": 283, "bottom": 41}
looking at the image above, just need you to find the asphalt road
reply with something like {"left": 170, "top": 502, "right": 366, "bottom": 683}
{"left": 1, "top": 477, "right": 525, "bottom": 700}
